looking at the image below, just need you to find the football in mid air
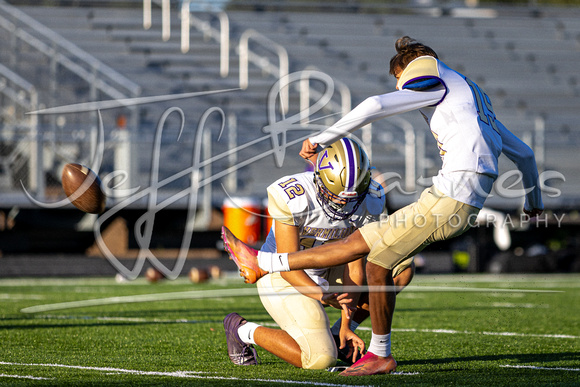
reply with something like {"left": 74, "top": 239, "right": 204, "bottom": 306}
{"left": 61, "top": 163, "right": 106, "bottom": 214}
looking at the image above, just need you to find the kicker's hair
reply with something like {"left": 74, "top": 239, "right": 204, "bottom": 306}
{"left": 389, "top": 36, "right": 438, "bottom": 76}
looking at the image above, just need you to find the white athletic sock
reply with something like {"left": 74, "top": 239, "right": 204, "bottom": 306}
{"left": 367, "top": 333, "right": 391, "bottom": 357}
{"left": 257, "top": 251, "right": 291, "bottom": 273}
{"left": 237, "top": 322, "right": 261, "bottom": 345}
{"left": 330, "top": 318, "right": 360, "bottom": 336}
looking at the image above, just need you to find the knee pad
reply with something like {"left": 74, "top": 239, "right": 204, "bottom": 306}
{"left": 302, "top": 352, "right": 337, "bottom": 370}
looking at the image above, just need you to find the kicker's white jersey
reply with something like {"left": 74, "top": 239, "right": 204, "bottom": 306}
{"left": 309, "top": 56, "right": 543, "bottom": 211}
{"left": 261, "top": 171, "right": 385, "bottom": 282}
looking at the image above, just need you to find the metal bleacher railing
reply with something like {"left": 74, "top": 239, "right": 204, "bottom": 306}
{"left": 144, "top": 0, "right": 564, "bottom": 204}
{"left": 144, "top": 0, "right": 424, "bottom": 197}
{"left": 0, "top": 63, "right": 38, "bottom": 195}
{"left": 0, "top": 0, "right": 141, "bottom": 205}
{"left": 0, "top": 0, "right": 571, "bottom": 212}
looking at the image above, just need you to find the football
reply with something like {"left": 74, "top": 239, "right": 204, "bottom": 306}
{"left": 145, "top": 267, "right": 165, "bottom": 283}
{"left": 189, "top": 267, "right": 209, "bottom": 283}
{"left": 209, "top": 265, "right": 222, "bottom": 280}
{"left": 61, "top": 163, "right": 106, "bottom": 214}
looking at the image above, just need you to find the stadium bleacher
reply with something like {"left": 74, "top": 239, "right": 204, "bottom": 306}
{"left": 1, "top": 0, "right": 579, "bottom": 211}
{"left": 0, "top": 0, "right": 578, "bottom": 274}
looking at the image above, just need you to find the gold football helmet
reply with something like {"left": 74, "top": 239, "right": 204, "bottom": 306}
{"left": 315, "top": 138, "right": 371, "bottom": 220}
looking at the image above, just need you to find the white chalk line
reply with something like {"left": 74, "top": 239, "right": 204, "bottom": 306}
{"left": 389, "top": 328, "right": 578, "bottom": 339}
{"left": 501, "top": 364, "right": 580, "bottom": 372}
{"left": 474, "top": 302, "right": 551, "bottom": 309}
{"left": 3, "top": 361, "right": 577, "bottom": 383}
{"left": 34, "top": 314, "right": 580, "bottom": 340}
{"left": 19, "top": 285, "right": 562, "bottom": 314}
{"left": 259, "top": 321, "right": 578, "bottom": 340}
{"left": 0, "top": 293, "right": 45, "bottom": 301}
{"left": 0, "top": 361, "right": 372, "bottom": 386}
{"left": 36, "top": 314, "right": 214, "bottom": 324}
{"left": 0, "top": 373, "right": 52, "bottom": 380}
{"left": 2, "top": 273, "right": 577, "bottom": 287}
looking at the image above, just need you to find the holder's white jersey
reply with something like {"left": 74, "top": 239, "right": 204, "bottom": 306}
{"left": 261, "top": 171, "right": 385, "bottom": 282}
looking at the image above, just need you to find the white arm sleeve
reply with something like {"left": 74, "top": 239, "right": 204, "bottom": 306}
{"left": 497, "top": 120, "right": 544, "bottom": 211}
{"left": 309, "top": 88, "right": 445, "bottom": 147}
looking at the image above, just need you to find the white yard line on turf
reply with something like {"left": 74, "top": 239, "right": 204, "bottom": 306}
{"left": 501, "top": 364, "right": 580, "bottom": 372}
{"left": 401, "top": 274, "right": 580, "bottom": 287}
{"left": 19, "top": 286, "right": 561, "bottom": 314}
{"left": 473, "top": 302, "right": 550, "bottom": 308}
{"left": 0, "top": 373, "right": 52, "bottom": 380}
{"left": 3, "top": 274, "right": 578, "bottom": 288}
{"left": 390, "top": 328, "right": 579, "bottom": 339}
{"left": 0, "top": 293, "right": 45, "bottom": 300}
{"left": 262, "top": 323, "right": 579, "bottom": 340}
{"left": 0, "top": 361, "right": 373, "bottom": 386}
{"left": 34, "top": 315, "right": 580, "bottom": 340}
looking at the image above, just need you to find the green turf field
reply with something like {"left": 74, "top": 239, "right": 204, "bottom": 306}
{"left": 1, "top": 273, "right": 578, "bottom": 386}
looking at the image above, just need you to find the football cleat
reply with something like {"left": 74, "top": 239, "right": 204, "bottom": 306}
{"left": 221, "top": 226, "right": 268, "bottom": 284}
{"left": 339, "top": 352, "right": 397, "bottom": 376}
{"left": 223, "top": 313, "right": 259, "bottom": 365}
{"left": 333, "top": 334, "right": 363, "bottom": 365}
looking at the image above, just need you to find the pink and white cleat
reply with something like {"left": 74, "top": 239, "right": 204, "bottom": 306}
{"left": 339, "top": 352, "right": 397, "bottom": 376}
{"left": 221, "top": 226, "right": 268, "bottom": 284}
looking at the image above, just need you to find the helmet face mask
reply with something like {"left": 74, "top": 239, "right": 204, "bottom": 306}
{"left": 315, "top": 176, "right": 366, "bottom": 220}
{"left": 314, "top": 138, "right": 371, "bottom": 221}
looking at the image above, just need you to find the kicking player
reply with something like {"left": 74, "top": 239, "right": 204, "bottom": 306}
{"left": 223, "top": 138, "right": 415, "bottom": 370}
{"left": 222, "top": 36, "right": 544, "bottom": 376}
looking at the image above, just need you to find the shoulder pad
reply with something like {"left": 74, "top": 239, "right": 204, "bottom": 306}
{"left": 403, "top": 77, "right": 442, "bottom": 91}
{"left": 365, "top": 180, "right": 386, "bottom": 216}
{"left": 367, "top": 179, "right": 384, "bottom": 199}
{"left": 267, "top": 182, "right": 295, "bottom": 225}
{"left": 396, "top": 56, "right": 443, "bottom": 91}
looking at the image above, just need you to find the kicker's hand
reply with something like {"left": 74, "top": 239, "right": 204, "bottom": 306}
{"left": 299, "top": 139, "right": 318, "bottom": 164}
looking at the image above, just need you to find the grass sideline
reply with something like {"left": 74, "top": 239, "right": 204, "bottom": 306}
{"left": 0, "top": 273, "right": 578, "bottom": 386}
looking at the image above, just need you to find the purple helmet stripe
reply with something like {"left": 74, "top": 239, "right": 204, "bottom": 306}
{"left": 342, "top": 138, "right": 356, "bottom": 190}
